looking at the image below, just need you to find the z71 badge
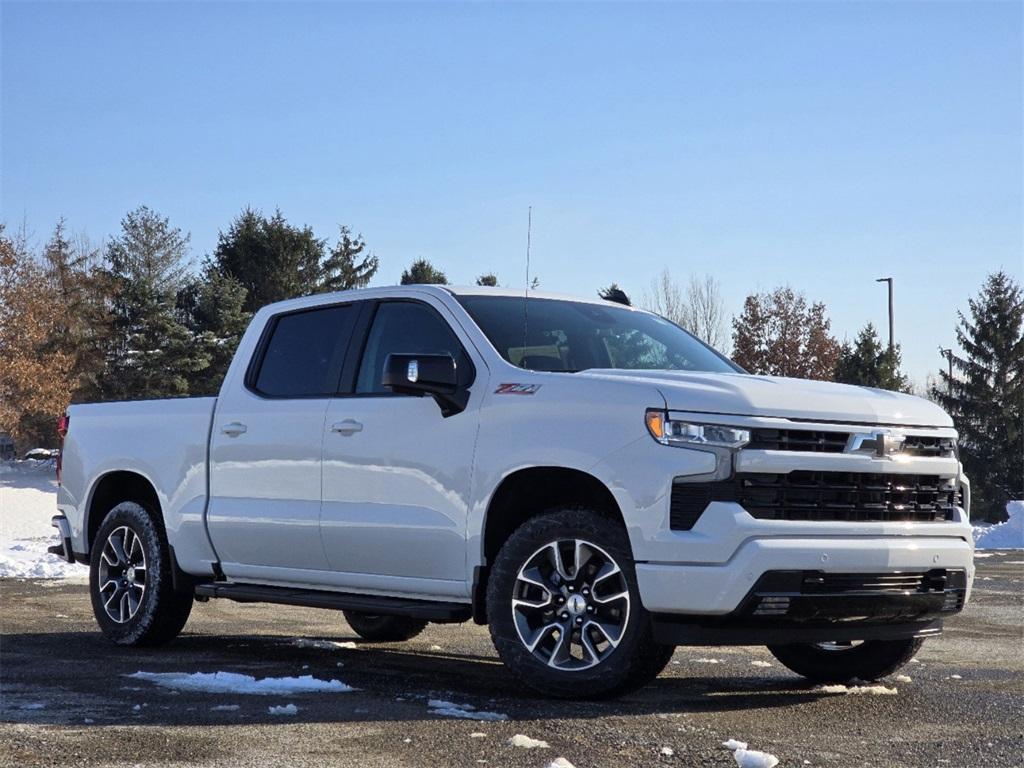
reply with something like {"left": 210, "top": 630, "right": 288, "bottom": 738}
{"left": 494, "top": 383, "right": 542, "bottom": 395}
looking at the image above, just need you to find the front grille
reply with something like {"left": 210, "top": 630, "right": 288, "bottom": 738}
{"left": 736, "top": 471, "right": 958, "bottom": 522}
{"left": 746, "top": 428, "right": 956, "bottom": 457}
{"left": 668, "top": 472, "right": 959, "bottom": 529}
{"left": 901, "top": 435, "right": 957, "bottom": 457}
{"left": 749, "top": 429, "right": 848, "bottom": 453}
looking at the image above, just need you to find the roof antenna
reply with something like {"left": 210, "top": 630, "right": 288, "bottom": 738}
{"left": 522, "top": 206, "right": 532, "bottom": 368}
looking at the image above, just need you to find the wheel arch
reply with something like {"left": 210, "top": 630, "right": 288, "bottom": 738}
{"left": 85, "top": 470, "right": 163, "bottom": 554}
{"left": 472, "top": 466, "right": 625, "bottom": 623}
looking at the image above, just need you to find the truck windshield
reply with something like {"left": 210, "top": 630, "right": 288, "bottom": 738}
{"left": 456, "top": 295, "right": 741, "bottom": 374}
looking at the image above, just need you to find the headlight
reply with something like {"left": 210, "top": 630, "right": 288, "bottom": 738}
{"left": 645, "top": 410, "right": 750, "bottom": 449}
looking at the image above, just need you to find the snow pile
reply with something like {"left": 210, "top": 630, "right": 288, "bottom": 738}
{"left": 722, "top": 739, "right": 779, "bottom": 768}
{"left": 750, "top": 660, "right": 772, "bottom": 668}
{"left": 818, "top": 683, "right": 897, "bottom": 695}
{"left": 546, "top": 760, "right": 576, "bottom": 768}
{"left": 291, "top": 638, "right": 357, "bottom": 650}
{"left": 509, "top": 734, "right": 549, "bottom": 749}
{"left": 660, "top": 746, "right": 674, "bottom": 756}
{"left": 129, "top": 671, "right": 354, "bottom": 694}
{"left": 268, "top": 703, "right": 298, "bottom": 716}
{"left": 974, "top": 502, "right": 1024, "bottom": 550}
{"left": 0, "top": 461, "right": 87, "bottom": 579}
{"left": 427, "top": 699, "right": 508, "bottom": 721}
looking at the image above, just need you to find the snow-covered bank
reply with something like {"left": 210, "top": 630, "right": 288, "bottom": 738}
{"left": 0, "top": 461, "right": 86, "bottom": 579}
{"left": 973, "top": 501, "right": 1024, "bottom": 550}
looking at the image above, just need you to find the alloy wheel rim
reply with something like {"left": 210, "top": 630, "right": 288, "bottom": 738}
{"left": 511, "top": 538, "right": 630, "bottom": 671}
{"left": 97, "top": 525, "right": 147, "bottom": 623}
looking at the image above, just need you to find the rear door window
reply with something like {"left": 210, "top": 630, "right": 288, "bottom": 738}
{"left": 252, "top": 304, "right": 358, "bottom": 397}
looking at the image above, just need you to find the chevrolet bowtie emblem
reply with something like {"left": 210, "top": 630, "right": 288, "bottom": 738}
{"left": 849, "top": 430, "right": 907, "bottom": 458}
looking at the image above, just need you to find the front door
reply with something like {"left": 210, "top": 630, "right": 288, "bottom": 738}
{"left": 207, "top": 302, "right": 359, "bottom": 581}
{"left": 320, "top": 298, "right": 484, "bottom": 600}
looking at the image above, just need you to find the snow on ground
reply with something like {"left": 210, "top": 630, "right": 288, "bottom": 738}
{"left": 427, "top": 699, "right": 508, "bottom": 721}
{"left": 818, "top": 683, "right": 897, "bottom": 695}
{"left": 0, "top": 460, "right": 87, "bottom": 580}
{"left": 268, "top": 704, "right": 298, "bottom": 716}
{"left": 723, "top": 739, "right": 779, "bottom": 768}
{"left": 291, "top": 638, "right": 357, "bottom": 650}
{"left": 973, "top": 502, "right": 1024, "bottom": 549}
{"left": 545, "top": 759, "right": 576, "bottom": 768}
{"left": 509, "top": 734, "right": 550, "bottom": 749}
{"left": 129, "top": 671, "right": 355, "bottom": 695}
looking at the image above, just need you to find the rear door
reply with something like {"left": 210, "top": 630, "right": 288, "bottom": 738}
{"left": 320, "top": 298, "right": 484, "bottom": 599}
{"left": 207, "top": 302, "right": 360, "bottom": 581}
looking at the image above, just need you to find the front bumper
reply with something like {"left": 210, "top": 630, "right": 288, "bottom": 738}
{"left": 650, "top": 567, "right": 966, "bottom": 645}
{"left": 636, "top": 532, "right": 974, "bottom": 616}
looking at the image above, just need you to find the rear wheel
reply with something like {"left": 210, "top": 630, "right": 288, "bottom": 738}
{"left": 343, "top": 611, "right": 428, "bottom": 642}
{"left": 486, "top": 508, "right": 675, "bottom": 699}
{"left": 768, "top": 637, "right": 923, "bottom": 683}
{"left": 89, "top": 501, "right": 193, "bottom": 646}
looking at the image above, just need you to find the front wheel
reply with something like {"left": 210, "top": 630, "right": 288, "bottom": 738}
{"left": 768, "top": 637, "right": 924, "bottom": 683}
{"left": 486, "top": 508, "right": 675, "bottom": 699}
{"left": 89, "top": 501, "right": 193, "bottom": 646}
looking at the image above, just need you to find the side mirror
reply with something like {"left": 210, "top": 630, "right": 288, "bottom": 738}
{"left": 382, "top": 353, "right": 468, "bottom": 416}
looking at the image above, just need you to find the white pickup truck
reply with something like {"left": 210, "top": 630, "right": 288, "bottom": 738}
{"left": 51, "top": 285, "right": 973, "bottom": 698}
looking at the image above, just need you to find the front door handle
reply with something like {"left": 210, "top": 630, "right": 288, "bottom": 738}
{"left": 330, "top": 419, "right": 363, "bottom": 436}
{"left": 221, "top": 422, "right": 247, "bottom": 437}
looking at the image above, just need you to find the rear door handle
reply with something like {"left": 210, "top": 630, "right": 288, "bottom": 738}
{"left": 330, "top": 419, "right": 363, "bottom": 436}
{"left": 221, "top": 422, "right": 247, "bottom": 437}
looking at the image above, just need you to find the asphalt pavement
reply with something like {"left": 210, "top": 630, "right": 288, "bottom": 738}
{"left": 2, "top": 555, "right": 1021, "bottom": 768}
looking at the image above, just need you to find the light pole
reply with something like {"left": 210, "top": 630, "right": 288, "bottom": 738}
{"left": 876, "top": 277, "right": 894, "bottom": 357}
{"left": 938, "top": 347, "right": 954, "bottom": 389}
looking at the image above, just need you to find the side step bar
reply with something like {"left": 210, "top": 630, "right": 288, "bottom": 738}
{"left": 194, "top": 583, "right": 472, "bottom": 623}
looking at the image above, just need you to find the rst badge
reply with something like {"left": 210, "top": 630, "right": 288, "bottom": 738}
{"left": 495, "top": 383, "right": 542, "bottom": 395}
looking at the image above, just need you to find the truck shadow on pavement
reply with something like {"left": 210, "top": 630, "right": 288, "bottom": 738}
{"left": 3, "top": 629, "right": 831, "bottom": 728}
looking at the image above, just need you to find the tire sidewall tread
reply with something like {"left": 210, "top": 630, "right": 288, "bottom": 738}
{"left": 89, "top": 501, "right": 192, "bottom": 647}
{"left": 486, "top": 507, "right": 674, "bottom": 699}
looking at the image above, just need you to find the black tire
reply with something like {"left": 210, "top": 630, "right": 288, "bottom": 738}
{"left": 89, "top": 501, "right": 193, "bottom": 646}
{"left": 343, "top": 611, "right": 428, "bottom": 642}
{"left": 486, "top": 508, "right": 675, "bottom": 699}
{"left": 767, "top": 637, "right": 924, "bottom": 683}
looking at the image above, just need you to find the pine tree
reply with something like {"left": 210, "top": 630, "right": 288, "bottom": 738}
{"left": 598, "top": 284, "right": 632, "bottom": 306}
{"left": 320, "top": 225, "right": 378, "bottom": 292}
{"left": 212, "top": 208, "right": 326, "bottom": 313}
{"left": 178, "top": 267, "right": 250, "bottom": 395}
{"left": 400, "top": 259, "right": 448, "bottom": 285}
{"left": 834, "top": 322, "right": 910, "bottom": 392}
{"left": 476, "top": 273, "right": 499, "bottom": 287}
{"left": 97, "top": 207, "right": 208, "bottom": 401}
{"left": 934, "top": 271, "right": 1024, "bottom": 521}
{"left": 732, "top": 286, "right": 840, "bottom": 380}
{"left": 39, "top": 219, "right": 112, "bottom": 402}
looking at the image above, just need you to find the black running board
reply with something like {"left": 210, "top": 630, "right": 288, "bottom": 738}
{"left": 194, "top": 582, "right": 471, "bottom": 623}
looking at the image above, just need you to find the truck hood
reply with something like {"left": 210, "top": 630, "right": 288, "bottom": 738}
{"left": 576, "top": 370, "right": 953, "bottom": 428}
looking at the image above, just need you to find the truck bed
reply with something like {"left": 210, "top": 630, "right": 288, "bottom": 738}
{"left": 59, "top": 397, "right": 219, "bottom": 574}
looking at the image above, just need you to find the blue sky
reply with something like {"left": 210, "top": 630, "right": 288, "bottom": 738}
{"left": 2, "top": 1, "right": 1021, "bottom": 386}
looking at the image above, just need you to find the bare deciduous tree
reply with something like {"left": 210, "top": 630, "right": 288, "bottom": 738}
{"left": 641, "top": 269, "right": 727, "bottom": 350}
